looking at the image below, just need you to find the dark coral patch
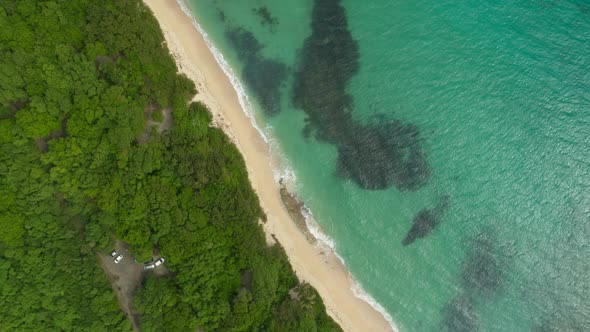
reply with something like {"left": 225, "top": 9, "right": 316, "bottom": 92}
{"left": 438, "top": 230, "right": 505, "bottom": 330}
{"left": 402, "top": 195, "right": 449, "bottom": 245}
{"left": 292, "top": 0, "right": 359, "bottom": 144}
{"left": 461, "top": 232, "right": 503, "bottom": 296}
{"left": 226, "top": 28, "right": 262, "bottom": 58}
{"left": 532, "top": 312, "right": 590, "bottom": 332}
{"left": 217, "top": 9, "right": 226, "bottom": 23}
{"left": 226, "top": 28, "right": 287, "bottom": 116}
{"left": 338, "top": 120, "right": 429, "bottom": 191}
{"left": 440, "top": 295, "right": 479, "bottom": 332}
{"left": 292, "top": 0, "right": 429, "bottom": 191}
{"left": 253, "top": 6, "right": 278, "bottom": 31}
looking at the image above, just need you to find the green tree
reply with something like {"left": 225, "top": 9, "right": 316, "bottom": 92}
{"left": 0, "top": 0, "right": 341, "bottom": 331}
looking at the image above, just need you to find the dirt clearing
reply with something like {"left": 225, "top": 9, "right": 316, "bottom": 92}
{"left": 98, "top": 240, "right": 145, "bottom": 331}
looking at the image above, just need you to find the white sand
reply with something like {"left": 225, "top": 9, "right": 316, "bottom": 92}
{"left": 143, "top": 1, "right": 395, "bottom": 331}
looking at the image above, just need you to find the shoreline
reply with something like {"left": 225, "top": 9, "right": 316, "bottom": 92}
{"left": 143, "top": 1, "right": 395, "bottom": 331}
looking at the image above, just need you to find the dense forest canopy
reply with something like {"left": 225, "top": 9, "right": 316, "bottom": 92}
{"left": 0, "top": 0, "right": 341, "bottom": 331}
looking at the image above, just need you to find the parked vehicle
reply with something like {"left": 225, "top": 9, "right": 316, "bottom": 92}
{"left": 110, "top": 250, "right": 118, "bottom": 257}
{"left": 143, "top": 257, "right": 164, "bottom": 270}
{"left": 114, "top": 254, "right": 123, "bottom": 264}
{"left": 154, "top": 257, "right": 165, "bottom": 267}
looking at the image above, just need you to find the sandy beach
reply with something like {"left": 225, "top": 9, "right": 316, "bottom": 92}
{"left": 143, "top": 1, "right": 394, "bottom": 331}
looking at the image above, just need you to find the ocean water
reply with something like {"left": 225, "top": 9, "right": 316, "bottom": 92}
{"left": 181, "top": 0, "right": 590, "bottom": 331}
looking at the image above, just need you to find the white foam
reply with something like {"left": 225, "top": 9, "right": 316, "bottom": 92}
{"left": 351, "top": 278, "right": 400, "bottom": 331}
{"left": 305, "top": 206, "right": 399, "bottom": 331}
{"left": 272, "top": 172, "right": 399, "bottom": 330}
{"left": 175, "top": 2, "right": 399, "bottom": 330}
{"left": 301, "top": 205, "right": 335, "bottom": 250}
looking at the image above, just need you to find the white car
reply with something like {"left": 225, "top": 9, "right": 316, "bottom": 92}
{"left": 110, "top": 250, "right": 118, "bottom": 257}
{"left": 144, "top": 263, "right": 155, "bottom": 270}
{"left": 154, "top": 257, "right": 165, "bottom": 267}
{"left": 114, "top": 254, "right": 123, "bottom": 264}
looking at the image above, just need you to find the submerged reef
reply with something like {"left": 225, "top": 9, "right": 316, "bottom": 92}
{"left": 337, "top": 120, "right": 428, "bottom": 191}
{"left": 440, "top": 295, "right": 479, "bottom": 332}
{"left": 402, "top": 195, "right": 450, "bottom": 245}
{"left": 439, "top": 230, "right": 504, "bottom": 331}
{"left": 532, "top": 311, "right": 590, "bottom": 332}
{"left": 217, "top": 9, "right": 226, "bottom": 22}
{"left": 253, "top": 6, "right": 278, "bottom": 30}
{"left": 226, "top": 27, "right": 287, "bottom": 116}
{"left": 292, "top": 0, "right": 429, "bottom": 191}
{"left": 461, "top": 232, "right": 503, "bottom": 295}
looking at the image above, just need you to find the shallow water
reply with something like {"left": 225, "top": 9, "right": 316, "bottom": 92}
{"left": 184, "top": 0, "right": 590, "bottom": 330}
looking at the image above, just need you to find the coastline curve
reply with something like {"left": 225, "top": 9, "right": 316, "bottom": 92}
{"left": 152, "top": 1, "right": 399, "bottom": 330}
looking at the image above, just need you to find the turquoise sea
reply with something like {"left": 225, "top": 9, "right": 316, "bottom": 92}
{"left": 180, "top": 0, "right": 590, "bottom": 331}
